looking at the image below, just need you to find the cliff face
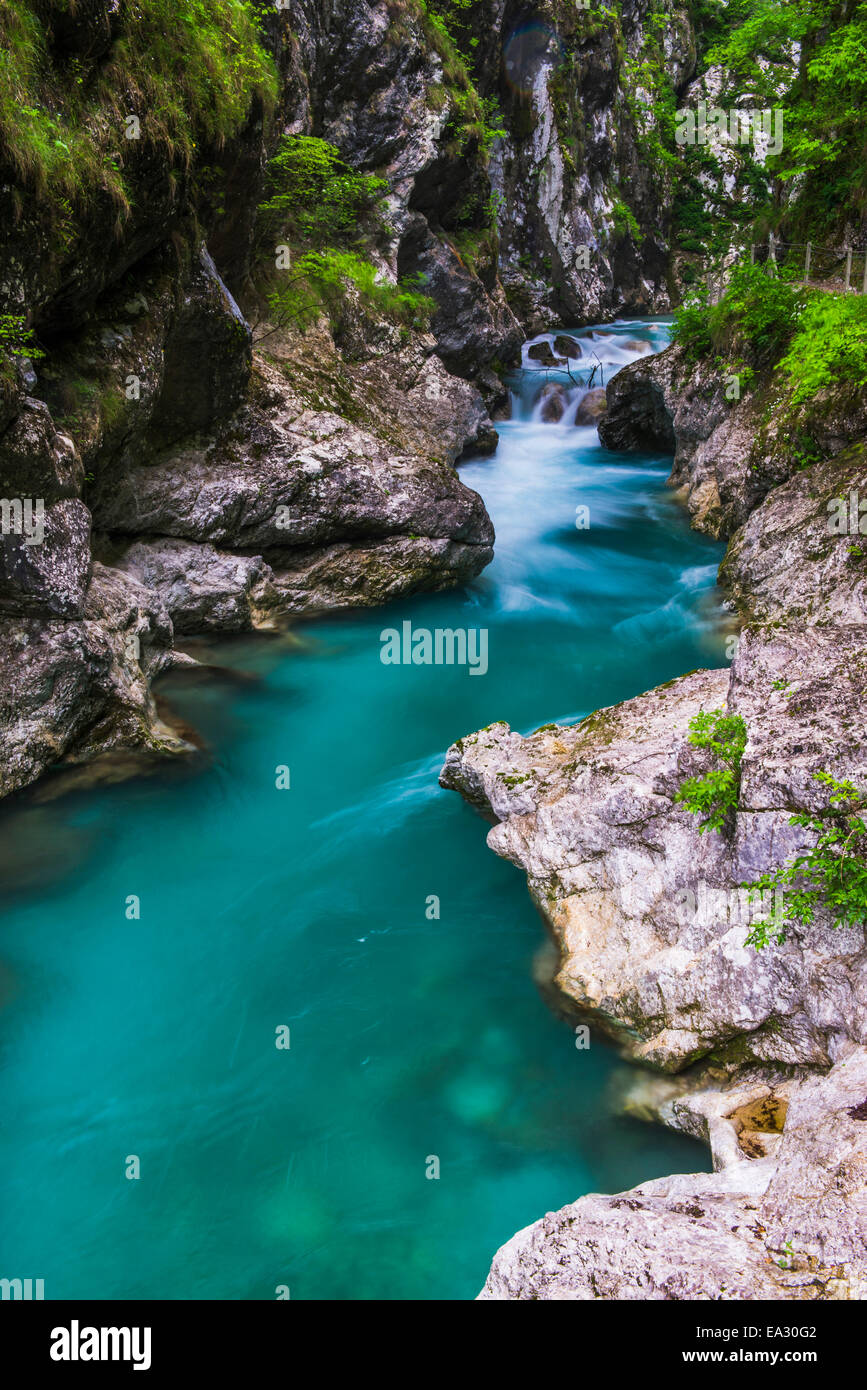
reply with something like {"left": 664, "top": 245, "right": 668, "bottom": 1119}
{"left": 441, "top": 351, "right": 867, "bottom": 1298}
{"left": 0, "top": 0, "right": 705, "bottom": 801}
{"left": 0, "top": 0, "right": 515, "bottom": 798}
{"left": 489, "top": 0, "right": 696, "bottom": 329}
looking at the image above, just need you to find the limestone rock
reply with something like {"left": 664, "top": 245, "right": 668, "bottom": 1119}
{"left": 480, "top": 1047, "right": 867, "bottom": 1300}
{"left": 150, "top": 247, "right": 252, "bottom": 447}
{"left": 600, "top": 344, "right": 867, "bottom": 538}
{"left": 89, "top": 355, "right": 494, "bottom": 565}
{"left": 0, "top": 563, "right": 179, "bottom": 799}
{"left": 553, "top": 335, "right": 582, "bottom": 359}
{"left": 0, "top": 397, "right": 82, "bottom": 501}
{"left": 720, "top": 447, "right": 867, "bottom": 626}
{"left": 537, "top": 382, "right": 567, "bottom": 422}
{"left": 441, "top": 618, "right": 867, "bottom": 1077}
{"left": 0, "top": 499, "right": 92, "bottom": 619}
{"left": 109, "top": 537, "right": 276, "bottom": 634}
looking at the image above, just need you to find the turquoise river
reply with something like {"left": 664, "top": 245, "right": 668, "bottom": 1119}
{"left": 0, "top": 319, "right": 726, "bottom": 1300}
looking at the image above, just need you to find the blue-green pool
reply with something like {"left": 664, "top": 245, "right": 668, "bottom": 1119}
{"left": 0, "top": 321, "right": 726, "bottom": 1299}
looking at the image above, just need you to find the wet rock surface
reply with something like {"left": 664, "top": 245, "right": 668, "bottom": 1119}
{"left": 480, "top": 1046, "right": 867, "bottom": 1299}
{"left": 601, "top": 343, "right": 867, "bottom": 538}
{"left": 0, "top": 563, "right": 182, "bottom": 801}
{"left": 444, "top": 348, "right": 867, "bottom": 1298}
{"left": 0, "top": 0, "right": 519, "bottom": 799}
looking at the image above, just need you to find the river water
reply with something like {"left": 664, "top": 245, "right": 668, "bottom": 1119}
{"left": 0, "top": 319, "right": 727, "bottom": 1300}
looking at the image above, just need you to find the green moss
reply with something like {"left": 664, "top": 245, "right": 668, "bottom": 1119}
{"left": 0, "top": 0, "right": 277, "bottom": 213}
{"left": 497, "top": 771, "right": 533, "bottom": 788}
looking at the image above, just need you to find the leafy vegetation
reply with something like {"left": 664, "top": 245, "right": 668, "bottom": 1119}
{"left": 704, "top": 0, "right": 867, "bottom": 236}
{"left": 675, "top": 708, "right": 747, "bottom": 834}
{"left": 0, "top": 312, "right": 43, "bottom": 387}
{"left": 0, "top": 0, "right": 276, "bottom": 214}
{"left": 673, "top": 259, "right": 867, "bottom": 425}
{"left": 745, "top": 772, "right": 867, "bottom": 949}
{"left": 673, "top": 262, "right": 807, "bottom": 368}
{"left": 777, "top": 294, "right": 867, "bottom": 406}
{"left": 266, "top": 250, "right": 435, "bottom": 334}
{"left": 257, "top": 137, "right": 388, "bottom": 249}
{"left": 257, "top": 135, "right": 434, "bottom": 336}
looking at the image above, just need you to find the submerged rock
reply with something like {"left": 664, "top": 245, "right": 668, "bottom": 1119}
{"left": 553, "top": 335, "right": 583, "bottom": 359}
{"left": 536, "top": 383, "right": 567, "bottom": 422}
{"left": 574, "top": 388, "right": 607, "bottom": 425}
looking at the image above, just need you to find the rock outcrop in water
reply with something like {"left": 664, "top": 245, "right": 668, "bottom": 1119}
{"left": 599, "top": 343, "right": 867, "bottom": 539}
{"left": 441, "top": 346, "right": 867, "bottom": 1296}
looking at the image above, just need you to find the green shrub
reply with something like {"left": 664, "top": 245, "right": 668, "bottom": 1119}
{"left": 257, "top": 137, "right": 388, "bottom": 250}
{"left": 745, "top": 772, "right": 867, "bottom": 949}
{"left": 266, "top": 250, "right": 435, "bottom": 333}
{"left": 0, "top": 313, "right": 43, "bottom": 384}
{"left": 673, "top": 262, "right": 808, "bottom": 371}
{"left": 675, "top": 708, "right": 747, "bottom": 834}
{"left": 258, "top": 134, "right": 435, "bottom": 336}
{"left": 713, "top": 263, "right": 806, "bottom": 364}
{"left": 672, "top": 286, "right": 713, "bottom": 359}
{"left": 777, "top": 293, "right": 867, "bottom": 405}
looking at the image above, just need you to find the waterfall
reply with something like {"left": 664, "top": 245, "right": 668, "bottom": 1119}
{"left": 511, "top": 322, "right": 667, "bottom": 425}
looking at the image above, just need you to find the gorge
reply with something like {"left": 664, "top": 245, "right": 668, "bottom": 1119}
{"left": 1, "top": 0, "right": 866, "bottom": 1304}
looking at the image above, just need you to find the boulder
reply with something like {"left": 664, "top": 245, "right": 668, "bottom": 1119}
{"left": 537, "top": 382, "right": 567, "bottom": 422}
{"left": 0, "top": 397, "right": 82, "bottom": 501}
{"left": 89, "top": 359, "right": 495, "bottom": 557}
{"left": 527, "top": 341, "right": 563, "bottom": 367}
{"left": 574, "top": 387, "right": 607, "bottom": 424}
{"left": 110, "top": 537, "right": 276, "bottom": 634}
{"left": 0, "top": 499, "right": 92, "bottom": 618}
{"left": 0, "top": 563, "right": 179, "bottom": 799}
{"left": 553, "top": 334, "right": 583, "bottom": 359}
